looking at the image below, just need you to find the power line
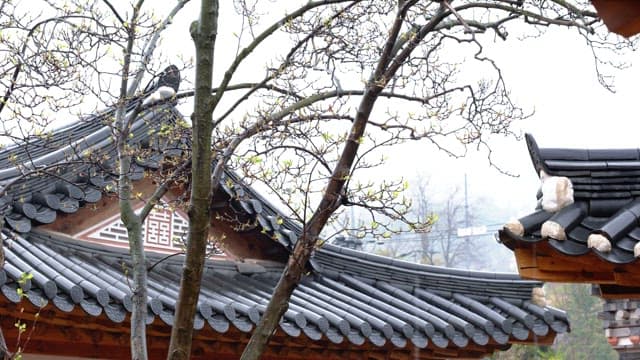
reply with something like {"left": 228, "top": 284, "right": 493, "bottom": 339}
{"left": 360, "top": 224, "right": 504, "bottom": 244}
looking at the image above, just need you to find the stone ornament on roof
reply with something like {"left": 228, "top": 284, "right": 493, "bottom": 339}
{"left": 539, "top": 170, "right": 575, "bottom": 213}
{"left": 142, "top": 65, "right": 180, "bottom": 106}
{"left": 502, "top": 134, "right": 640, "bottom": 264}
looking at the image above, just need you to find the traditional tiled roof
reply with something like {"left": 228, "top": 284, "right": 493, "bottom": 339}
{"left": 1, "top": 228, "right": 568, "bottom": 355}
{"left": 500, "top": 134, "right": 640, "bottom": 264}
{"left": 0, "top": 102, "right": 299, "bottom": 252}
{"left": 0, "top": 102, "right": 186, "bottom": 233}
{"left": 0, "top": 97, "right": 570, "bottom": 357}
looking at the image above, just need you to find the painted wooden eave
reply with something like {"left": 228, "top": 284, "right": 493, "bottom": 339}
{"left": 592, "top": 0, "right": 640, "bottom": 37}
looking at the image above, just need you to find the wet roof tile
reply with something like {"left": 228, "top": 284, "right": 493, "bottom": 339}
{"left": 502, "top": 134, "right": 640, "bottom": 264}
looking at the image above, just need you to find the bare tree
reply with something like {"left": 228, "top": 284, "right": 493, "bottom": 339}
{"left": 410, "top": 175, "right": 444, "bottom": 265}
{"left": 167, "top": 1, "right": 216, "bottom": 358}
{"left": 376, "top": 176, "right": 492, "bottom": 268}
{"left": 225, "top": 1, "right": 634, "bottom": 359}
{"left": 0, "top": 328, "right": 9, "bottom": 360}
{"left": 0, "top": 1, "right": 636, "bottom": 360}
{"left": 110, "top": 2, "right": 191, "bottom": 358}
{"left": 425, "top": 189, "right": 476, "bottom": 267}
{"left": 0, "top": 1, "right": 191, "bottom": 359}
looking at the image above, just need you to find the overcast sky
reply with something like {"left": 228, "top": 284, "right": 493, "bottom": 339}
{"left": 380, "top": 25, "right": 640, "bottom": 218}
{"left": 11, "top": 1, "right": 632, "bottom": 221}
{"left": 155, "top": 1, "right": 639, "bottom": 220}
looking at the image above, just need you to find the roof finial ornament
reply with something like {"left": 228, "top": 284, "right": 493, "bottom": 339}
{"left": 531, "top": 287, "right": 547, "bottom": 307}
{"left": 504, "top": 218, "right": 524, "bottom": 237}
{"left": 634, "top": 242, "right": 640, "bottom": 258}
{"left": 539, "top": 170, "right": 574, "bottom": 213}
{"left": 588, "top": 233, "right": 612, "bottom": 253}
{"left": 541, "top": 220, "right": 566, "bottom": 241}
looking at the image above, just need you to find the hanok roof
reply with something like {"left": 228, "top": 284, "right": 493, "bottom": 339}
{"left": 500, "top": 134, "right": 640, "bottom": 296}
{"left": 0, "top": 102, "right": 187, "bottom": 234}
{"left": 1, "top": 228, "right": 568, "bottom": 359}
{"left": 0, "top": 100, "right": 569, "bottom": 358}
{"left": 0, "top": 102, "right": 299, "bottom": 258}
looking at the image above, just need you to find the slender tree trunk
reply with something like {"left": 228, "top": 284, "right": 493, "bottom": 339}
{"left": 0, "top": 225, "right": 4, "bottom": 360}
{"left": 114, "top": 3, "right": 148, "bottom": 356}
{"left": 126, "top": 220, "right": 147, "bottom": 357}
{"left": 0, "top": 216, "right": 4, "bottom": 268}
{"left": 240, "top": 3, "right": 442, "bottom": 357}
{"left": 123, "top": 210, "right": 146, "bottom": 359}
{"left": 117, "top": 127, "right": 147, "bottom": 359}
{"left": 240, "top": 81, "right": 383, "bottom": 360}
{"left": 167, "top": 1, "right": 218, "bottom": 359}
{"left": 0, "top": 327, "right": 10, "bottom": 360}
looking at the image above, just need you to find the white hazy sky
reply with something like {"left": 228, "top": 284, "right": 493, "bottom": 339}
{"left": 155, "top": 2, "right": 639, "bottom": 220}
{"left": 11, "top": 1, "right": 633, "bottom": 219}
{"left": 378, "top": 27, "right": 640, "bottom": 218}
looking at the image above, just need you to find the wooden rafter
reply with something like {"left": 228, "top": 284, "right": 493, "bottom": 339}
{"left": 0, "top": 298, "right": 525, "bottom": 360}
{"left": 592, "top": 0, "right": 640, "bottom": 37}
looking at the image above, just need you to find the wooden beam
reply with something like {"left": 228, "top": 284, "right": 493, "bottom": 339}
{"left": 597, "top": 284, "right": 640, "bottom": 299}
{"left": 612, "top": 272, "right": 640, "bottom": 287}
{"left": 515, "top": 244, "right": 619, "bottom": 269}
{"left": 513, "top": 243, "right": 640, "bottom": 286}
{"left": 518, "top": 267, "right": 617, "bottom": 283}
{"left": 592, "top": 0, "right": 640, "bottom": 37}
{"left": 0, "top": 297, "right": 556, "bottom": 359}
{"left": 529, "top": 253, "right": 615, "bottom": 272}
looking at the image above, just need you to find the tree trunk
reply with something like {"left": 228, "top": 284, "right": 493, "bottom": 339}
{"left": 166, "top": 1, "right": 218, "bottom": 359}
{"left": 240, "top": 65, "right": 387, "bottom": 360}
{"left": 0, "top": 327, "right": 10, "bottom": 360}
{"left": 0, "top": 219, "right": 4, "bottom": 360}
{"left": 113, "top": 3, "right": 149, "bottom": 358}
{"left": 240, "top": 4, "right": 431, "bottom": 357}
{"left": 125, "top": 214, "right": 147, "bottom": 359}
{"left": 118, "top": 143, "right": 148, "bottom": 360}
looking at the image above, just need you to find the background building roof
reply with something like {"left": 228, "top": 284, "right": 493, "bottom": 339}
{"left": 502, "top": 134, "right": 640, "bottom": 264}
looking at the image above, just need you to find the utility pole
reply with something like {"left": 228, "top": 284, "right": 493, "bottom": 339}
{"left": 464, "top": 173, "right": 470, "bottom": 228}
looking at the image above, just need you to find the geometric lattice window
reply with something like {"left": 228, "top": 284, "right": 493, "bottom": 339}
{"left": 145, "top": 208, "right": 172, "bottom": 245}
{"left": 83, "top": 218, "right": 130, "bottom": 243}
{"left": 170, "top": 210, "right": 189, "bottom": 246}
{"left": 76, "top": 199, "right": 191, "bottom": 251}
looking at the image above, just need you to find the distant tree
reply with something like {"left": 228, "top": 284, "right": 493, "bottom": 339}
{"left": 410, "top": 175, "right": 439, "bottom": 263}
{"left": 374, "top": 174, "right": 516, "bottom": 271}
{"left": 409, "top": 177, "right": 479, "bottom": 268}
{"left": 548, "top": 284, "right": 617, "bottom": 359}
{"left": 425, "top": 188, "right": 475, "bottom": 267}
{"left": 490, "top": 284, "right": 616, "bottom": 360}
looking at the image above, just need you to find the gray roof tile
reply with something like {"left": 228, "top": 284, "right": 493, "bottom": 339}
{"left": 0, "top": 100, "right": 569, "bottom": 355}
{"left": 502, "top": 134, "right": 640, "bottom": 264}
{"left": 0, "top": 228, "right": 569, "bottom": 351}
